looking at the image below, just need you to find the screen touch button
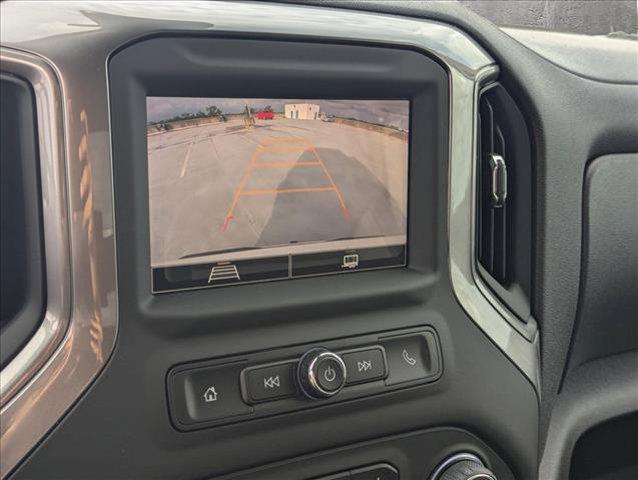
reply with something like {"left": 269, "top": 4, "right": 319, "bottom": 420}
{"left": 298, "top": 348, "right": 347, "bottom": 399}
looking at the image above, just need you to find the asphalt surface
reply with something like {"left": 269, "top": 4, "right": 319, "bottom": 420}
{"left": 147, "top": 118, "right": 408, "bottom": 266}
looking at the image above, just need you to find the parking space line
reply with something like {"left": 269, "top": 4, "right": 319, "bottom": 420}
{"left": 179, "top": 141, "right": 194, "bottom": 178}
{"left": 208, "top": 137, "right": 221, "bottom": 163}
{"left": 151, "top": 140, "right": 192, "bottom": 152}
{"left": 222, "top": 145, "right": 264, "bottom": 231}
{"left": 239, "top": 135, "right": 264, "bottom": 148}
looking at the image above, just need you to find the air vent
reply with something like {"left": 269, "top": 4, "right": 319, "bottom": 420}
{"left": 478, "top": 95, "right": 508, "bottom": 283}
{"left": 0, "top": 73, "right": 46, "bottom": 368}
{"left": 476, "top": 83, "right": 532, "bottom": 323}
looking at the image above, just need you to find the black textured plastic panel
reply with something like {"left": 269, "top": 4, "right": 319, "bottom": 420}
{"left": 566, "top": 154, "right": 638, "bottom": 372}
{"left": 217, "top": 427, "right": 513, "bottom": 480}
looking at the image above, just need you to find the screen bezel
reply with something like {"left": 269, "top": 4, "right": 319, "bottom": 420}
{"left": 146, "top": 95, "right": 411, "bottom": 293}
{"left": 109, "top": 35, "right": 448, "bottom": 316}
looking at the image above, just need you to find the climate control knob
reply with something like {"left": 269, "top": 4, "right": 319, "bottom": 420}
{"left": 297, "top": 348, "right": 347, "bottom": 399}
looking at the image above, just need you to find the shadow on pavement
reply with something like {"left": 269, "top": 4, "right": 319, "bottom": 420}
{"left": 256, "top": 148, "right": 405, "bottom": 247}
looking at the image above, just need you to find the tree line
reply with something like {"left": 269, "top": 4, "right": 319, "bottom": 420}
{"left": 148, "top": 105, "right": 276, "bottom": 125}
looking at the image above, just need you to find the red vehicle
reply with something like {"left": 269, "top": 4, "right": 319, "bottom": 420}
{"left": 255, "top": 110, "right": 274, "bottom": 120}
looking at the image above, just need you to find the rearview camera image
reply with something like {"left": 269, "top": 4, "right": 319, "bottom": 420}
{"left": 147, "top": 97, "right": 409, "bottom": 292}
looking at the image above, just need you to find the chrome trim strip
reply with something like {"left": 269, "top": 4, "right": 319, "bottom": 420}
{"left": 0, "top": 52, "right": 70, "bottom": 405}
{"left": 0, "top": 48, "right": 118, "bottom": 478}
{"left": 0, "top": 1, "right": 538, "bottom": 475}
{"left": 0, "top": 2, "right": 493, "bottom": 79}
{"left": 449, "top": 63, "right": 540, "bottom": 385}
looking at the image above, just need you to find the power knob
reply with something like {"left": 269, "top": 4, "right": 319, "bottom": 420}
{"left": 429, "top": 453, "right": 497, "bottom": 480}
{"left": 297, "top": 348, "right": 347, "bottom": 399}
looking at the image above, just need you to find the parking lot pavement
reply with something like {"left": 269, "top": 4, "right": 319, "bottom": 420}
{"left": 147, "top": 118, "right": 408, "bottom": 266}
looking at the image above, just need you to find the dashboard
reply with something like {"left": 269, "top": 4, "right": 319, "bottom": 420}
{"left": 1, "top": 2, "right": 636, "bottom": 480}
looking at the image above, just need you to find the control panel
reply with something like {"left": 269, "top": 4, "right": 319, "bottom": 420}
{"left": 167, "top": 327, "right": 442, "bottom": 430}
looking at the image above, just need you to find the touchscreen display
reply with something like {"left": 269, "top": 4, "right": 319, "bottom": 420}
{"left": 147, "top": 97, "right": 409, "bottom": 292}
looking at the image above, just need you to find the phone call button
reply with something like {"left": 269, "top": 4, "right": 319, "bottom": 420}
{"left": 379, "top": 332, "right": 440, "bottom": 386}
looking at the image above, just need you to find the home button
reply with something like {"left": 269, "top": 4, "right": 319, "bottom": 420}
{"left": 169, "top": 362, "right": 252, "bottom": 426}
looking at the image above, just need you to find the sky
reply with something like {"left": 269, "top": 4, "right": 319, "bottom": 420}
{"left": 146, "top": 97, "right": 409, "bottom": 130}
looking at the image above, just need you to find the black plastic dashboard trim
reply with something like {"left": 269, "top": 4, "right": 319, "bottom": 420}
{"left": 166, "top": 326, "right": 441, "bottom": 431}
{"left": 297, "top": 0, "right": 638, "bottom": 452}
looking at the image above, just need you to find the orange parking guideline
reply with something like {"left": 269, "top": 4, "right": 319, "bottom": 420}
{"left": 240, "top": 186, "right": 336, "bottom": 196}
{"left": 261, "top": 137, "right": 308, "bottom": 144}
{"left": 255, "top": 145, "right": 313, "bottom": 154}
{"left": 309, "top": 146, "right": 350, "bottom": 220}
{"left": 221, "top": 137, "right": 350, "bottom": 232}
{"left": 253, "top": 161, "right": 320, "bottom": 168}
{"left": 222, "top": 145, "right": 263, "bottom": 232}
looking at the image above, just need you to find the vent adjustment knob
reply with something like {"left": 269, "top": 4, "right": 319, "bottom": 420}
{"left": 488, "top": 153, "right": 507, "bottom": 208}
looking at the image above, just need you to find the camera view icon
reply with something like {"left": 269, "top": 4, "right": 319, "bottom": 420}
{"left": 342, "top": 253, "right": 359, "bottom": 269}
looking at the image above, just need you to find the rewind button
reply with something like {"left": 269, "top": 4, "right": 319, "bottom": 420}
{"left": 243, "top": 362, "right": 296, "bottom": 403}
{"left": 264, "top": 375, "right": 280, "bottom": 389}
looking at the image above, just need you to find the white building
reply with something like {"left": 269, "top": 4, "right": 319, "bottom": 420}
{"left": 285, "top": 103, "right": 320, "bottom": 120}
